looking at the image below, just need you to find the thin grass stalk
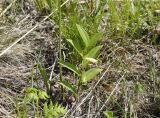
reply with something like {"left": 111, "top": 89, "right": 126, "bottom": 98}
{"left": 58, "top": 0, "right": 62, "bottom": 82}
{"left": 90, "top": 0, "right": 93, "bottom": 13}
{"left": 36, "top": 100, "right": 39, "bottom": 118}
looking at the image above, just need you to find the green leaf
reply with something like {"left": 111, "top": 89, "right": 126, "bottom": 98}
{"left": 95, "top": 11, "right": 105, "bottom": 24}
{"left": 37, "top": 63, "right": 50, "bottom": 93}
{"left": 66, "top": 39, "right": 83, "bottom": 57}
{"left": 100, "top": 0, "right": 108, "bottom": 5}
{"left": 82, "top": 45, "right": 103, "bottom": 68}
{"left": 24, "top": 87, "right": 39, "bottom": 102}
{"left": 89, "top": 32, "right": 103, "bottom": 47}
{"left": 26, "top": 93, "right": 38, "bottom": 101}
{"left": 58, "top": 80, "right": 77, "bottom": 95}
{"left": 59, "top": 61, "right": 80, "bottom": 75}
{"left": 81, "top": 68, "right": 102, "bottom": 83}
{"left": 43, "top": 102, "right": 49, "bottom": 118}
{"left": 49, "top": 101, "right": 54, "bottom": 115}
{"left": 134, "top": 81, "right": 143, "bottom": 93}
{"left": 84, "top": 45, "right": 103, "bottom": 58}
{"left": 84, "top": 57, "right": 98, "bottom": 63}
{"left": 38, "top": 90, "right": 49, "bottom": 100}
{"left": 25, "top": 87, "right": 38, "bottom": 93}
{"left": 53, "top": 103, "right": 66, "bottom": 117}
{"left": 76, "top": 24, "right": 90, "bottom": 47}
{"left": 104, "top": 111, "right": 113, "bottom": 118}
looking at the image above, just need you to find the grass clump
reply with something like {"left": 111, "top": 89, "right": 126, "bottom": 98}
{"left": 104, "top": 0, "right": 160, "bottom": 42}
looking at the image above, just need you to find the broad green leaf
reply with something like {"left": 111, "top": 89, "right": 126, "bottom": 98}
{"left": 58, "top": 80, "right": 77, "bottom": 95}
{"left": 89, "top": 32, "right": 103, "bottom": 47}
{"left": 76, "top": 24, "right": 90, "bottom": 47}
{"left": 85, "top": 57, "right": 98, "bottom": 63}
{"left": 104, "top": 111, "right": 113, "bottom": 118}
{"left": 59, "top": 61, "right": 80, "bottom": 75}
{"left": 84, "top": 45, "right": 103, "bottom": 58}
{"left": 66, "top": 39, "right": 83, "bottom": 57}
{"left": 81, "top": 68, "right": 102, "bottom": 83}
{"left": 37, "top": 63, "right": 50, "bottom": 93}
{"left": 82, "top": 45, "right": 103, "bottom": 68}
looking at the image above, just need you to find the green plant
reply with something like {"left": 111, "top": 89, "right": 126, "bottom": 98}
{"left": 37, "top": 62, "right": 51, "bottom": 95}
{"left": 43, "top": 102, "right": 66, "bottom": 118}
{"left": 24, "top": 87, "right": 48, "bottom": 117}
{"left": 33, "top": 0, "right": 104, "bottom": 81}
{"left": 23, "top": 87, "right": 49, "bottom": 103}
{"left": 104, "top": 0, "right": 160, "bottom": 41}
{"left": 16, "top": 64, "right": 66, "bottom": 118}
{"left": 104, "top": 111, "right": 113, "bottom": 118}
{"left": 17, "top": 87, "right": 66, "bottom": 118}
{"left": 31, "top": 0, "right": 103, "bottom": 115}
{"left": 15, "top": 61, "right": 67, "bottom": 117}
{"left": 61, "top": 0, "right": 105, "bottom": 42}
{"left": 15, "top": 87, "right": 49, "bottom": 118}
{"left": 33, "top": 0, "right": 46, "bottom": 12}
{"left": 59, "top": 24, "right": 103, "bottom": 95}
{"left": 58, "top": 0, "right": 62, "bottom": 82}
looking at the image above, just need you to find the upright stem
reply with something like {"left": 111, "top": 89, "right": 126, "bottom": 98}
{"left": 58, "top": 0, "right": 62, "bottom": 81}
{"left": 90, "top": 0, "right": 93, "bottom": 13}
{"left": 36, "top": 100, "right": 39, "bottom": 118}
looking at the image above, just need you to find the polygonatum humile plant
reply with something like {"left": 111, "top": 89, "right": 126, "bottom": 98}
{"left": 59, "top": 24, "right": 103, "bottom": 96}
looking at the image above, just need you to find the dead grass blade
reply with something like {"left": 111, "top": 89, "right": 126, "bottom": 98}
{"left": 0, "top": 0, "right": 71, "bottom": 57}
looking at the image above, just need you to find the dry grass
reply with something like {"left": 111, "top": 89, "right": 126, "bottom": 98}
{"left": 0, "top": 1, "right": 57, "bottom": 116}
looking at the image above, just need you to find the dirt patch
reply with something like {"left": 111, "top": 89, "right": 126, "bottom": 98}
{"left": 0, "top": 1, "right": 58, "bottom": 116}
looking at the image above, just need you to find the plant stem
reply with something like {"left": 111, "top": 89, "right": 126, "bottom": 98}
{"left": 58, "top": 0, "right": 64, "bottom": 97}
{"left": 90, "top": 0, "right": 93, "bottom": 13}
{"left": 58, "top": 0, "right": 62, "bottom": 81}
{"left": 36, "top": 100, "right": 39, "bottom": 118}
{"left": 77, "top": 79, "right": 81, "bottom": 95}
{"left": 77, "top": 71, "right": 83, "bottom": 95}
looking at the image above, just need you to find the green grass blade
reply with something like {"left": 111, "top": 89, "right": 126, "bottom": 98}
{"left": 37, "top": 63, "right": 50, "bottom": 93}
